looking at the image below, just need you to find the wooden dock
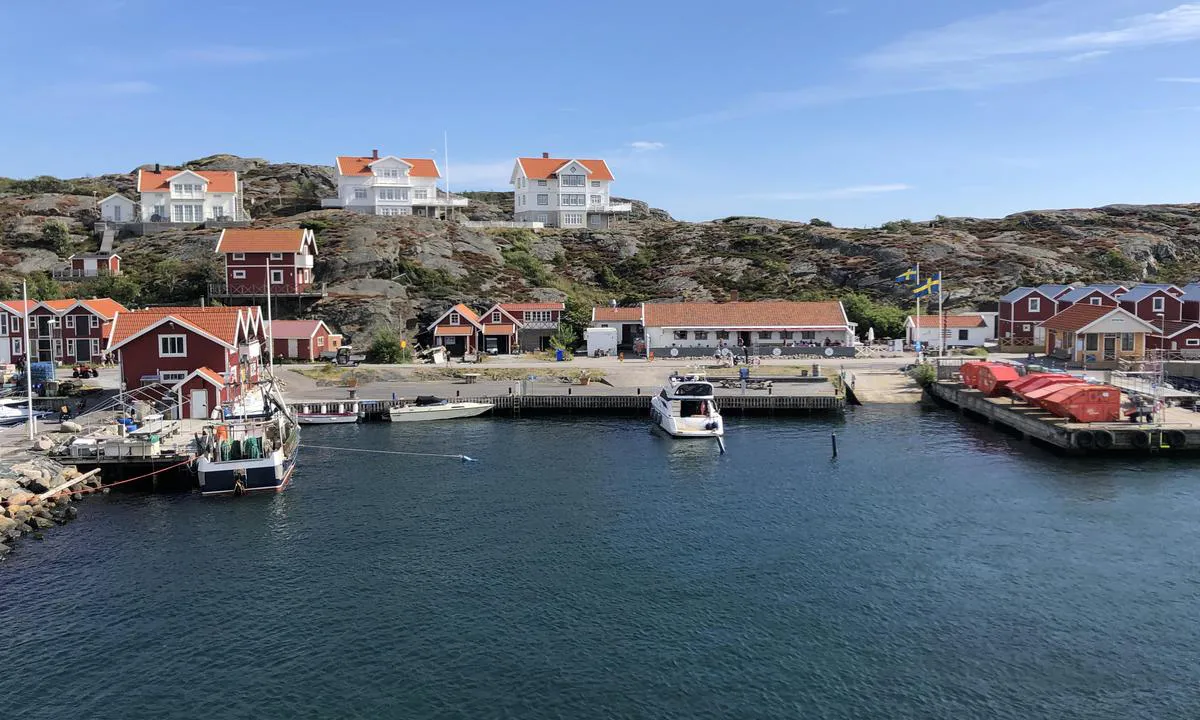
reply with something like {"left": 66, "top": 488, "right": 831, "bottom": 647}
{"left": 927, "top": 380, "right": 1200, "bottom": 453}
{"left": 316, "top": 394, "right": 844, "bottom": 421}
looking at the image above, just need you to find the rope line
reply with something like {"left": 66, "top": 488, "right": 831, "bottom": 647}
{"left": 299, "top": 444, "right": 476, "bottom": 462}
{"left": 48, "top": 455, "right": 198, "bottom": 500}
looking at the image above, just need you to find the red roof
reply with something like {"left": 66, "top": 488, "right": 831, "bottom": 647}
{"left": 1041, "top": 304, "right": 1129, "bottom": 333}
{"left": 216, "top": 229, "right": 312, "bottom": 254}
{"left": 481, "top": 324, "right": 516, "bottom": 335}
{"left": 40, "top": 299, "right": 76, "bottom": 312}
{"left": 642, "top": 301, "right": 848, "bottom": 329}
{"left": 269, "top": 319, "right": 329, "bottom": 339}
{"left": 434, "top": 326, "right": 475, "bottom": 337}
{"left": 0, "top": 300, "right": 36, "bottom": 314}
{"left": 108, "top": 306, "right": 258, "bottom": 350}
{"left": 137, "top": 168, "right": 237, "bottom": 193}
{"left": 517, "top": 157, "right": 614, "bottom": 182}
{"left": 593, "top": 307, "right": 642, "bottom": 323}
{"left": 908, "top": 315, "right": 988, "bottom": 329}
{"left": 80, "top": 298, "right": 126, "bottom": 320}
{"left": 335, "top": 155, "right": 440, "bottom": 178}
{"left": 500, "top": 302, "right": 564, "bottom": 312}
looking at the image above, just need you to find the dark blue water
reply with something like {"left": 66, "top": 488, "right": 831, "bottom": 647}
{"left": 2, "top": 407, "right": 1200, "bottom": 719}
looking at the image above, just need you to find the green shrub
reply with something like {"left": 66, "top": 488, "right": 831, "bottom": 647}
{"left": 42, "top": 219, "right": 72, "bottom": 256}
{"left": 300, "top": 218, "right": 328, "bottom": 232}
{"left": 841, "top": 292, "right": 906, "bottom": 339}
{"left": 963, "top": 347, "right": 989, "bottom": 357}
{"left": 368, "top": 329, "right": 405, "bottom": 363}
{"left": 908, "top": 363, "right": 936, "bottom": 387}
{"left": 810, "top": 218, "right": 834, "bottom": 228}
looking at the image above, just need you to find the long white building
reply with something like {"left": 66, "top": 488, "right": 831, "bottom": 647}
{"left": 321, "top": 150, "right": 468, "bottom": 217}
{"left": 510, "top": 153, "right": 632, "bottom": 229}
{"left": 103, "top": 165, "right": 249, "bottom": 223}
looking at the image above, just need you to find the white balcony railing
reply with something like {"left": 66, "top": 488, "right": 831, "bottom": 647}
{"left": 365, "top": 177, "right": 413, "bottom": 187}
{"left": 295, "top": 255, "right": 314, "bottom": 269}
{"left": 589, "top": 202, "right": 633, "bottom": 213}
{"left": 418, "top": 197, "right": 470, "bottom": 207}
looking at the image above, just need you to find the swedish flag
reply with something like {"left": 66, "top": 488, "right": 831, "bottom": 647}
{"left": 913, "top": 272, "right": 942, "bottom": 298}
{"left": 895, "top": 268, "right": 917, "bottom": 283}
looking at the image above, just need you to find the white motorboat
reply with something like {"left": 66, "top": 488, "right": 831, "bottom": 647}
{"left": 296, "top": 400, "right": 361, "bottom": 425}
{"left": 0, "top": 399, "right": 50, "bottom": 427}
{"left": 650, "top": 374, "right": 724, "bottom": 438}
{"left": 387, "top": 396, "right": 493, "bottom": 422}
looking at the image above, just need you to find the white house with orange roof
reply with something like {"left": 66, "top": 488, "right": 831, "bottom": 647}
{"left": 103, "top": 164, "right": 248, "bottom": 224}
{"left": 641, "top": 300, "right": 856, "bottom": 358}
{"left": 511, "top": 153, "right": 632, "bottom": 229}
{"left": 322, "top": 150, "right": 468, "bottom": 218}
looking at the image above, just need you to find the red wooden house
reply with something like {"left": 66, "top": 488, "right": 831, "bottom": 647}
{"left": 1148, "top": 320, "right": 1200, "bottom": 352}
{"left": 30, "top": 298, "right": 126, "bottom": 364}
{"left": 474, "top": 305, "right": 521, "bottom": 355}
{"left": 497, "top": 301, "right": 565, "bottom": 351}
{"left": 1054, "top": 285, "right": 1126, "bottom": 311}
{"left": 428, "top": 304, "right": 483, "bottom": 357}
{"left": 1118, "top": 284, "right": 1183, "bottom": 323}
{"left": 107, "top": 306, "right": 265, "bottom": 419}
{"left": 0, "top": 300, "right": 34, "bottom": 365}
{"left": 997, "top": 285, "right": 1069, "bottom": 344}
{"left": 269, "top": 319, "right": 343, "bottom": 361}
{"left": 214, "top": 228, "right": 317, "bottom": 297}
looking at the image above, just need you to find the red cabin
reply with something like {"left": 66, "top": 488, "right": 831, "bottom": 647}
{"left": 978, "top": 364, "right": 1021, "bottom": 397}
{"left": 997, "top": 285, "right": 1070, "bottom": 344}
{"left": 1039, "top": 385, "right": 1121, "bottom": 423}
{"left": 1118, "top": 285, "right": 1183, "bottom": 324}
{"left": 26, "top": 298, "right": 126, "bottom": 364}
{"left": 269, "top": 319, "right": 343, "bottom": 361}
{"left": 215, "top": 228, "right": 318, "bottom": 297}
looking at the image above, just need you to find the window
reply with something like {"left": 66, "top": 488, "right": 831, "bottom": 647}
{"left": 1028, "top": 297, "right": 1041, "bottom": 313}
{"left": 1153, "top": 296, "right": 1166, "bottom": 312}
{"left": 89, "top": 316, "right": 98, "bottom": 329}
{"left": 212, "top": 206, "right": 226, "bottom": 219}
{"left": 1090, "top": 297, "right": 1102, "bottom": 305}
{"left": 561, "top": 193, "right": 585, "bottom": 206}
{"left": 958, "top": 329, "right": 969, "bottom": 341}
{"left": 537, "top": 194, "right": 549, "bottom": 205}
{"left": 449, "top": 312, "right": 460, "bottom": 325}
{"left": 716, "top": 331, "right": 730, "bottom": 340}
{"left": 53, "top": 339, "right": 62, "bottom": 358}
{"left": 0, "top": 315, "right": 8, "bottom": 335}
{"left": 316, "top": 336, "right": 325, "bottom": 347}
{"left": 414, "top": 188, "right": 428, "bottom": 200}
{"left": 354, "top": 187, "right": 367, "bottom": 200}
{"left": 378, "top": 168, "right": 402, "bottom": 178}
{"left": 562, "top": 213, "right": 583, "bottom": 225}
{"left": 271, "top": 270, "right": 284, "bottom": 285}
{"left": 537, "top": 180, "right": 547, "bottom": 187}
{"left": 591, "top": 181, "right": 600, "bottom": 188}
{"left": 694, "top": 331, "right": 709, "bottom": 340}
{"left": 535, "top": 213, "right": 548, "bottom": 223}
{"left": 526, "top": 310, "right": 553, "bottom": 323}
{"left": 171, "top": 204, "right": 203, "bottom": 222}
{"left": 11, "top": 338, "right": 20, "bottom": 356}
{"left": 560, "top": 174, "right": 585, "bottom": 187}
{"left": 378, "top": 206, "right": 412, "bottom": 216}
{"left": 159, "top": 334, "right": 187, "bottom": 357}
{"left": 758, "top": 331, "right": 773, "bottom": 340}
{"left": 1022, "top": 324, "right": 1032, "bottom": 331}
{"left": 232, "top": 253, "right": 245, "bottom": 261}
{"left": 65, "top": 315, "right": 75, "bottom": 329}
{"left": 590, "top": 195, "right": 602, "bottom": 205}
{"left": 801, "top": 331, "right": 815, "bottom": 340}
{"left": 65, "top": 339, "right": 76, "bottom": 359}
{"left": 159, "top": 370, "right": 187, "bottom": 383}
{"left": 90, "top": 339, "right": 99, "bottom": 358}
{"left": 153, "top": 204, "right": 166, "bottom": 219}
{"left": 1188, "top": 338, "right": 1200, "bottom": 347}
{"left": 1085, "top": 334, "right": 1098, "bottom": 352}
{"left": 232, "top": 270, "right": 247, "bottom": 279}
{"left": 673, "top": 330, "right": 688, "bottom": 340}
{"left": 780, "top": 331, "right": 794, "bottom": 339}
{"left": 491, "top": 311, "right": 501, "bottom": 323}
{"left": 1122, "top": 333, "right": 1134, "bottom": 351}
{"left": 270, "top": 253, "right": 283, "bottom": 261}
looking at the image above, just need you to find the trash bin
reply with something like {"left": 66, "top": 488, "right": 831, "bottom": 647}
{"left": 739, "top": 367, "right": 750, "bottom": 381}
{"left": 555, "top": 349, "right": 564, "bottom": 362}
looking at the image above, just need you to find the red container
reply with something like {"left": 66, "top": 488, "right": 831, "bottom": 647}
{"left": 978, "top": 364, "right": 1021, "bottom": 397}
{"left": 959, "top": 361, "right": 994, "bottom": 389}
{"left": 1010, "top": 374, "right": 1084, "bottom": 401}
{"left": 1023, "top": 381, "right": 1089, "bottom": 405}
{"left": 1039, "top": 384, "right": 1121, "bottom": 423}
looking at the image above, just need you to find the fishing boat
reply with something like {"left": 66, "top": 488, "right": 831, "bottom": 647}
{"left": 195, "top": 379, "right": 299, "bottom": 496}
{"left": 650, "top": 374, "right": 724, "bottom": 438}
{"left": 296, "top": 400, "right": 361, "bottom": 425}
{"left": 387, "top": 395, "right": 493, "bottom": 422}
{"left": 0, "top": 399, "right": 51, "bottom": 427}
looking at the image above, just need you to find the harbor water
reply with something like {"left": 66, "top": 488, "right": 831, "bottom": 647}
{"left": 3, "top": 406, "right": 1200, "bottom": 718}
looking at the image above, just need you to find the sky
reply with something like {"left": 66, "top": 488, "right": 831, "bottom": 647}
{"left": 2, "top": 0, "right": 1200, "bottom": 226}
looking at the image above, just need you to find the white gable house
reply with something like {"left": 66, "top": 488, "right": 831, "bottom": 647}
{"left": 97, "top": 193, "right": 137, "bottom": 223}
{"left": 135, "top": 165, "right": 248, "bottom": 223}
{"left": 321, "top": 150, "right": 468, "bottom": 218}
{"left": 511, "top": 153, "right": 632, "bottom": 229}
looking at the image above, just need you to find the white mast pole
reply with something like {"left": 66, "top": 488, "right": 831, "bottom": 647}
{"left": 915, "top": 263, "right": 921, "bottom": 359}
{"left": 23, "top": 282, "right": 35, "bottom": 440}
{"left": 444, "top": 130, "right": 451, "bottom": 221}
{"left": 939, "top": 273, "right": 945, "bottom": 358}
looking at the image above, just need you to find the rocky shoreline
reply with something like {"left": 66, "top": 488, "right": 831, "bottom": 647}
{"left": 0, "top": 438, "right": 103, "bottom": 561}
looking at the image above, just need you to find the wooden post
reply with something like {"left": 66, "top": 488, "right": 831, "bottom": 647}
{"left": 831, "top": 433, "right": 838, "bottom": 458}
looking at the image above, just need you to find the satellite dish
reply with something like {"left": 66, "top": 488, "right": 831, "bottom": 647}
{"left": 772, "top": 348, "right": 782, "bottom": 356}
{"left": 669, "top": 348, "right": 680, "bottom": 357}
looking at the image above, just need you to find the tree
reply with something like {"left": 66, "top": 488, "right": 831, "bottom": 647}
{"left": 78, "top": 274, "right": 141, "bottom": 305}
{"left": 841, "top": 292, "right": 906, "bottom": 339}
{"left": 42, "top": 219, "right": 72, "bottom": 257}
{"left": 549, "top": 323, "right": 578, "bottom": 352}
{"left": 810, "top": 218, "right": 834, "bottom": 227}
{"left": 368, "top": 329, "right": 406, "bottom": 363}
{"left": 293, "top": 178, "right": 322, "bottom": 201}
{"left": 26, "top": 273, "right": 62, "bottom": 301}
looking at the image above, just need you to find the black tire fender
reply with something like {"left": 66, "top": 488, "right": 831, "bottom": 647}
{"left": 1074, "top": 430, "right": 1095, "bottom": 449}
{"left": 1094, "top": 430, "right": 1115, "bottom": 450}
{"left": 1132, "top": 431, "right": 1152, "bottom": 450}
{"left": 1166, "top": 430, "right": 1188, "bottom": 449}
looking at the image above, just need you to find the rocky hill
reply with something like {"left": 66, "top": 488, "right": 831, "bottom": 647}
{"left": 2, "top": 155, "right": 1199, "bottom": 341}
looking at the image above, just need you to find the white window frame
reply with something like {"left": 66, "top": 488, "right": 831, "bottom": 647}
{"left": 1028, "top": 297, "right": 1040, "bottom": 313}
{"left": 590, "top": 194, "right": 602, "bottom": 205}
{"left": 591, "top": 181, "right": 601, "bottom": 188}
{"left": 65, "top": 338, "right": 76, "bottom": 359}
{"left": 1022, "top": 324, "right": 1032, "bottom": 331}
{"left": 354, "top": 187, "right": 367, "bottom": 200}
{"left": 537, "top": 180, "right": 547, "bottom": 187}
{"left": 232, "top": 253, "right": 245, "bottom": 261}
{"left": 563, "top": 213, "right": 583, "bottom": 225}
{"left": 271, "top": 270, "right": 284, "bottom": 285}
{"left": 1090, "top": 296, "right": 1102, "bottom": 305}
{"left": 270, "top": 253, "right": 283, "bottom": 261}
{"left": 561, "top": 194, "right": 585, "bottom": 206}
{"left": 90, "top": 339, "right": 99, "bottom": 357}
{"left": 1153, "top": 296, "right": 1166, "bottom": 313}
{"left": 537, "top": 194, "right": 548, "bottom": 205}
{"left": 159, "top": 334, "right": 187, "bottom": 358}
{"left": 53, "top": 339, "right": 62, "bottom": 358}
{"left": 64, "top": 315, "right": 75, "bottom": 329}
{"left": 159, "top": 370, "right": 187, "bottom": 383}
{"left": 673, "top": 330, "right": 688, "bottom": 340}
{"left": 491, "top": 311, "right": 501, "bottom": 323}
{"left": 535, "top": 213, "right": 548, "bottom": 223}
{"left": 449, "top": 312, "right": 460, "bottom": 326}
{"left": 560, "top": 174, "right": 585, "bottom": 187}
{"left": 89, "top": 315, "right": 98, "bottom": 329}
{"left": 232, "top": 270, "right": 247, "bottom": 279}
{"left": 11, "top": 338, "right": 21, "bottom": 356}
{"left": 413, "top": 188, "right": 428, "bottom": 200}
{"left": 1188, "top": 338, "right": 1200, "bottom": 347}
{"left": 11, "top": 317, "right": 19, "bottom": 334}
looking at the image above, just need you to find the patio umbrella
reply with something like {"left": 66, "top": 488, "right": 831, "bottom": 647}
{"left": 867, "top": 326, "right": 876, "bottom": 345}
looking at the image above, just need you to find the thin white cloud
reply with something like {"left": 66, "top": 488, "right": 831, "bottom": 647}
{"left": 629, "top": 141, "right": 665, "bottom": 151}
{"left": 182, "top": 46, "right": 303, "bottom": 65}
{"left": 1159, "top": 76, "right": 1200, "bottom": 82}
{"left": 1066, "top": 50, "right": 1111, "bottom": 62}
{"left": 751, "top": 184, "right": 913, "bottom": 201}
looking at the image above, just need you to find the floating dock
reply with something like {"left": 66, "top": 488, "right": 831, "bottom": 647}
{"left": 927, "top": 380, "right": 1200, "bottom": 453}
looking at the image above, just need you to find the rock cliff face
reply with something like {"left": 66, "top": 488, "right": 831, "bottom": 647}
{"left": 3, "top": 155, "right": 1200, "bottom": 342}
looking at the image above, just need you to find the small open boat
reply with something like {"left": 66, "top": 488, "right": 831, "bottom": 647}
{"left": 296, "top": 400, "right": 361, "bottom": 425}
{"left": 387, "top": 396, "right": 493, "bottom": 422}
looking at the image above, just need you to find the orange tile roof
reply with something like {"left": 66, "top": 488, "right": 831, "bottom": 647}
{"left": 40, "top": 299, "right": 76, "bottom": 312}
{"left": 0, "top": 300, "right": 36, "bottom": 314}
{"left": 216, "top": 228, "right": 310, "bottom": 254}
{"left": 80, "top": 298, "right": 126, "bottom": 320}
{"left": 481, "top": 324, "right": 516, "bottom": 335}
{"left": 269, "top": 319, "right": 326, "bottom": 339}
{"left": 137, "top": 168, "right": 237, "bottom": 193}
{"left": 109, "top": 306, "right": 256, "bottom": 349}
{"left": 335, "top": 155, "right": 441, "bottom": 178}
{"left": 100, "top": 321, "right": 113, "bottom": 342}
{"left": 1041, "top": 304, "right": 1142, "bottom": 333}
{"left": 500, "top": 302, "right": 564, "bottom": 312}
{"left": 434, "top": 326, "right": 475, "bottom": 337}
{"left": 195, "top": 367, "right": 227, "bottom": 386}
{"left": 451, "top": 303, "right": 481, "bottom": 324}
{"left": 517, "top": 157, "right": 614, "bottom": 182}
{"left": 642, "top": 301, "right": 848, "bottom": 329}
{"left": 908, "top": 315, "right": 988, "bottom": 329}
{"left": 593, "top": 307, "right": 642, "bottom": 323}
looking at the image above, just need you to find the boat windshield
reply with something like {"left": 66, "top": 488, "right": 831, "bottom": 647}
{"left": 671, "top": 382, "right": 714, "bottom": 397}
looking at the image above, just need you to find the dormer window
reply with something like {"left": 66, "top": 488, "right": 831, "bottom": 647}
{"left": 1090, "top": 297, "right": 1102, "bottom": 305}
{"left": 560, "top": 174, "right": 585, "bottom": 187}
{"left": 377, "top": 168, "right": 403, "bottom": 178}
{"left": 449, "top": 312, "right": 460, "bottom": 325}
{"left": 491, "top": 311, "right": 501, "bottom": 323}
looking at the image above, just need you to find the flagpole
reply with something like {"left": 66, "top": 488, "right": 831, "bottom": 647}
{"left": 938, "top": 273, "right": 945, "bottom": 358}
{"left": 23, "top": 281, "right": 34, "bottom": 440}
{"left": 915, "top": 262, "right": 921, "bottom": 359}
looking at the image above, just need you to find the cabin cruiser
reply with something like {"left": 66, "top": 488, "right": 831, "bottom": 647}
{"left": 650, "top": 374, "right": 724, "bottom": 438}
{"left": 387, "top": 396, "right": 493, "bottom": 422}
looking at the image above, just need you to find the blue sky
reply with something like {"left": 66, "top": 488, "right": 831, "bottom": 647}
{"left": 3, "top": 0, "right": 1200, "bottom": 225}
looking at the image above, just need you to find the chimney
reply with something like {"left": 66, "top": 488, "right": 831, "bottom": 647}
{"left": 372, "top": 149, "right": 379, "bottom": 160}
{"left": 154, "top": 163, "right": 161, "bottom": 173}
{"left": 730, "top": 290, "right": 740, "bottom": 302}
{"left": 542, "top": 152, "right": 549, "bottom": 159}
